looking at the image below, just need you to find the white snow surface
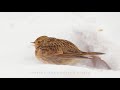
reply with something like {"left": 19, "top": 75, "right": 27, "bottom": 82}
{"left": 0, "top": 12, "right": 120, "bottom": 78}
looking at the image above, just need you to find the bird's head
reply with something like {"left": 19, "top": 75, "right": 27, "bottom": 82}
{"left": 31, "top": 36, "right": 48, "bottom": 49}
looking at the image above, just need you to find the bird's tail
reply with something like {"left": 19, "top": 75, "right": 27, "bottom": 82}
{"left": 56, "top": 52, "right": 105, "bottom": 59}
{"left": 81, "top": 52, "right": 105, "bottom": 55}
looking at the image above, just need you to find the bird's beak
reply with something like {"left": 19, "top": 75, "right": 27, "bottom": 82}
{"left": 31, "top": 42, "right": 35, "bottom": 47}
{"left": 31, "top": 42, "right": 35, "bottom": 43}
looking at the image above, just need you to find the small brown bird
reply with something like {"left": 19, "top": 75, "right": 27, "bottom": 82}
{"left": 32, "top": 36, "right": 104, "bottom": 65}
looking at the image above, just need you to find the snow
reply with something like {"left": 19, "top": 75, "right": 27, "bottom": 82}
{"left": 0, "top": 12, "right": 120, "bottom": 78}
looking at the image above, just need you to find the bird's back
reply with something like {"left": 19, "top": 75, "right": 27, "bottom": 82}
{"left": 43, "top": 37, "right": 82, "bottom": 54}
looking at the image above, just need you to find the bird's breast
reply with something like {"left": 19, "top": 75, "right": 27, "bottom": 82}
{"left": 35, "top": 49, "right": 42, "bottom": 59}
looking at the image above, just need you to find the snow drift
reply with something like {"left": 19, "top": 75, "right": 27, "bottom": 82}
{"left": 0, "top": 12, "right": 120, "bottom": 78}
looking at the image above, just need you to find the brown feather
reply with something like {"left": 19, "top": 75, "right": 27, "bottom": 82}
{"left": 33, "top": 36, "right": 105, "bottom": 65}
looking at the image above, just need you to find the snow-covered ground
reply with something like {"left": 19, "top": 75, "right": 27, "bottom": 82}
{"left": 0, "top": 12, "right": 120, "bottom": 78}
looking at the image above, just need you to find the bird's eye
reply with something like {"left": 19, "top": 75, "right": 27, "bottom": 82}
{"left": 38, "top": 41, "right": 40, "bottom": 43}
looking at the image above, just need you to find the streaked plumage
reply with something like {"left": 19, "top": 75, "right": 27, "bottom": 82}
{"left": 32, "top": 36, "right": 104, "bottom": 65}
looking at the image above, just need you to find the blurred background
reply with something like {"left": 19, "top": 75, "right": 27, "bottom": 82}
{"left": 0, "top": 12, "right": 120, "bottom": 78}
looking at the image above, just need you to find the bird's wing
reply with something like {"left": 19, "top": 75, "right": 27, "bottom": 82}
{"left": 56, "top": 39, "right": 82, "bottom": 54}
{"left": 56, "top": 53, "right": 92, "bottom": 59}
{"left": 39, "top": 38, "right": 63, "bottom": 56}
{"left": 39, "top": 37, "right": 82, "bottom": 57}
